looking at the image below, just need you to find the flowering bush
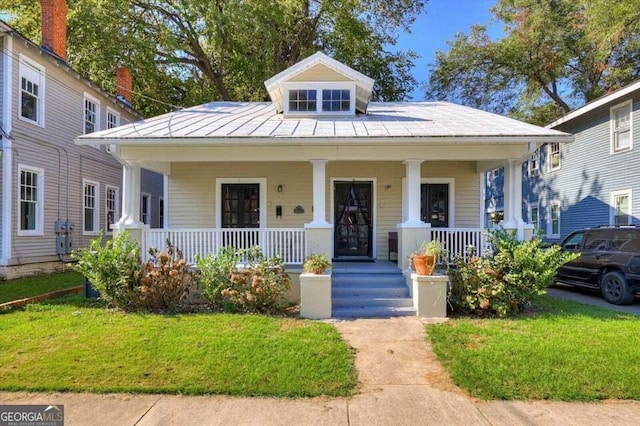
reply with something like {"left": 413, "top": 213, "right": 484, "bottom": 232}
{"left": 448, "top": 229, "right": 579, "bottom": 317}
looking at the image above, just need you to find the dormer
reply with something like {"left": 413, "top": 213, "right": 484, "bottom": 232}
{"left": 264, "top": 52, "right": 375, "bottom": 117}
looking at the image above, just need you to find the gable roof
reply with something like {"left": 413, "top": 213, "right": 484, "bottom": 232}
{"left": 76, "top": 100, "right": 571, "bottom": 145}
{"left": 548, "top": 80, "right": 640, "bottom": 129}
{"left": 264, "top": 52, "right": 375, "bottom": 114}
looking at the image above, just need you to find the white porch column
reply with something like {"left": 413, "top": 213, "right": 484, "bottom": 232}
{"left": 398, "top": 160, "right": 430, "bottom": 270}
{"left": 502, "top": 159, "right": 526, "bottom": 240}
{"left": 113, "top": 162, "right": 146, "bottom": 243}
{"left": 305, "top": 159, "right": 333, "bottom": 258}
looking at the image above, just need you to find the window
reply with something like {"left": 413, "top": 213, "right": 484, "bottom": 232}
{"left": 611, "top": 101, "right": 632, "bottom": 153}
{"left": 288, "top": 89, "right": 317, "bottom": 112}
{"left": 84, "top": 94, "right": 100, "bottom": 134}
{"left": 106, "top": 186, "right": 119, "bottom": 233}
{"left": 548, "top": 143, "right": 561, "bottom": 171}
{"left": 528, "top": 150, "right": 540, "bottom": 176}
{"left": 548, "top": 203, "right": 560, "bottom": 237}
{"left": 530, "top": 205, "right": 539, "bottom": 230}
{"left": 18, "top": 165, "right": 44, "bottom": 235}
{"left": 322, "top": 89, "right": 350, "bottom": 112}
{"left": 611, "top": 190, "right": 632, "bottom": 226}
{"left": 83, "top": 180, "right": 99, "bottom": 235}
{"left": 141, "top": 194, "right": 150, "bottom": 225}
{"left": 19, "top": 56, "right": 45, "bottom": 126}
{"left": 158, "top": 198, "right": 164, "bottom": 229}
{"left": 106, "top": 108, "right": 120, "bottom": 129}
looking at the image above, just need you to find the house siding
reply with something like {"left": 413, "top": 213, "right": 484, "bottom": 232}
{"left": 168, "top": 160, "right": 481, "bottom": 259}
{"left": 523, "top": 90, "right": 640, "bottom": 242}
{"left": 288, "top": 64, "right": 352, "bottom": 82}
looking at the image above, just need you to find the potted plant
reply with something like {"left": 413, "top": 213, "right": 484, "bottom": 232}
{"left": 412, "top": 240, "right": 446, "bottom": 275}
{"left": 303, "top": 253, "right": 331, "bottom": 274}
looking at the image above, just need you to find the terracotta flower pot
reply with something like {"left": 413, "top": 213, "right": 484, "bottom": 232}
{"left": 412, "top": 254, "right": 436, "bottom": 275}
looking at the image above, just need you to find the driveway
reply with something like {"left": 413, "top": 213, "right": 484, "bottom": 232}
{"left": 547, "top": 284, "right": 640, "bottom": 315}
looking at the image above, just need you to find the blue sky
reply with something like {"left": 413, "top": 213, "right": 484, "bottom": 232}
{"left": 397, "top": 0, "right": 500, "bottom": 100}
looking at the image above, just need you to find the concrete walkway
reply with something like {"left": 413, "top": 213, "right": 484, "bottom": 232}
{"left": 2, "top": 316, "right": 640, "bottom": 425}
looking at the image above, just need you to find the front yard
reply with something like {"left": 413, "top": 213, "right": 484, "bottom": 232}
{"left": 0, "top": 271, "right": 82, "bottom": 304}
{"left": 0, "top": 296, "right": 356, "bottom": 397}
{"left": 427, "top": 295, "right": 640, "bottom": 401}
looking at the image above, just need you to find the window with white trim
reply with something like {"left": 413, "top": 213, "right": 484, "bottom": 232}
{"left": 528, "top": 149, "right": 540, "bottom": 176}
{"left": 322, "top": 89, "right": 350, "bottom": 112}
{"left": 284, "top": 82, "right": 355, "bottom": 116}
{"left": 141, "top": 194, "right": 151, "bottom": 225}
{"left": 548, "top": 143, "right": 561, "bottom": 171}
{"left": 19, "top": 56, "right": 45, "bottom": 126}
{"left": 611, "top": 101, "right": 632, "bottom": 153}
{"left": 611, "top": 190, "right": 632, "bottom": 226}
{"left": 530, "top": 205, "right": 539, "bottom": 230}
{"left": 105, "top": 186, "right": 119, "bottom": 233}
{"left": 84, "top": 94, "right": 100, "bottom": 134}
{"left": 107, "top": 108, "right": 120, "bottom": 129}
{"left": 288, "top": 89, "right": 317, "bottom": 112}
{"left": 83, "top": 180, "right": 99, "bottom": 235}
{"left": 19, "top": 165, "right": 44, "bottom": 235}
{"left": 548, "top": 203, "right": 560, "bottom": 237}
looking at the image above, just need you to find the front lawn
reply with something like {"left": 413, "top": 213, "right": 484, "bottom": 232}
{"left": 0, "top": 297, "right": 356, "bottom": 397}
{"left": 427, "top": 295, "right": 640, "bottom": 401}
{"left": 0, "top": 271, "right": 83, "bottom": 304}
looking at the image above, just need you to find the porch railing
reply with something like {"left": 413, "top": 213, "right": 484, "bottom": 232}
{"left": 143, "top": 228, "right": 306, "bottom": 265}
{"left": 429, "top": 228, "right": 489, "bottom": 262}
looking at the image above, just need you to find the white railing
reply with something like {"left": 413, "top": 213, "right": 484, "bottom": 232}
{"left": 429, "top": 228, "right": 489, "bottom": 261}
{"left": 143, "top": 228, "right": 306, "bottom": 265}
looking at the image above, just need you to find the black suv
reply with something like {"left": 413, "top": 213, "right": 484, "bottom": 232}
{"left": 556, "top": 226, "right": 640, "bottom": 305}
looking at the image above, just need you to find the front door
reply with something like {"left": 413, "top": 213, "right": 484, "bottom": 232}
{"left": 334, "top": 181, "right": 373, "bottom": 259}
{"left": 421, "top": 183, "right": 449, "bottom": 227}
{"left": 221, "top": 183, "right": 260, "bottom": 248}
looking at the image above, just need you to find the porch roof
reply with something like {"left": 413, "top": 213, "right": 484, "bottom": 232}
{"left": 76, "top": 101, "right": 572, "bottom": 146}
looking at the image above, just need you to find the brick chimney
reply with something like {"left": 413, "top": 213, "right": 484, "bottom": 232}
{"left": 116, "top": 67, "right": 133, "bottom": 104}
{"left": 40, "top": 0, "right": 68, "bottom": 60}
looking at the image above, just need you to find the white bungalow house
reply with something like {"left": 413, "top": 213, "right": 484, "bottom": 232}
{"left": 75, "top": 53, "right": 572, "bottom": 316}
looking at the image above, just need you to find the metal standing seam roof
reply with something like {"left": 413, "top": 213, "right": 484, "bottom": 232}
{"left": 76, "top": 101, "right": 572, "bottom": 144}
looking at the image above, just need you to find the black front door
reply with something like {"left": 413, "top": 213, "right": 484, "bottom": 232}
{"left": 334, "top": 181, "right": 373, "bottom": 258}
{"left": 221, "top": 184, "right": 260, "bottom": 248}
{"left": 421, "top": 183, "right": 449, "bottom": 227}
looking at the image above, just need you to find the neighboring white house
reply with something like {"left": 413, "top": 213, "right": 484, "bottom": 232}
{"left": 76, "top": 52, "right": 572, "bottom": 300}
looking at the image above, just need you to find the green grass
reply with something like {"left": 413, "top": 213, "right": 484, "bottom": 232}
{"left": 0, "top": 271, "right": 83, "bottom": 304}
{"left": 427, "top": 295, "right": 640, "bottom": 401}
{"left": 0, "top": 296, "right": 356, "bottom": 397}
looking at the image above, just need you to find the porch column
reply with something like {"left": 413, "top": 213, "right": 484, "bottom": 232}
{"left": 502, "top": 159, "right": 527, "bottom": 240}
{"left": 398, "top": 160, "right": 430, "bottom": 270}
{"left": 113, "top": 162, "right": 146, "bottom": 243}
{"left": 305, "top": 159, "right": 333, "bottom": 259}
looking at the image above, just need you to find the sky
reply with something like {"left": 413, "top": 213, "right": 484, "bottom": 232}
{"left": 397, "top": 0, "right": 501, "bottom": 100}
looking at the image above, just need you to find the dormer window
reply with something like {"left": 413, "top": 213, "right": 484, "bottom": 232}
{"left": 284, "top": 82, "right": 356, "bottom": 116}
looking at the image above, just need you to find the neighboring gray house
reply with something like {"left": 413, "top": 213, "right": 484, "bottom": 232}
{"left": 486, "top": 80, "right": 640, "bottom": 243}
{"left": 0, "top": 0, "right": 164, "bottom": 279}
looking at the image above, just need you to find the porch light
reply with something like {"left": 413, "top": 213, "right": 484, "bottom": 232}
{"left": 277, "top": 184, "right": 283, "bottom": 193}
{"left": 386, "top": 184, "right": 392, "bottom": 191}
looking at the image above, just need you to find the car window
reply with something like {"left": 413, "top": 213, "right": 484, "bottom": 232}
{"left": 610, "top": 231, "right": 640, "bottom": 253}
{"left": 583, "top": 230, "right": 612, "bottom": 251}
{"left": 562, "top": 232, "right": 584, "bottom": 250}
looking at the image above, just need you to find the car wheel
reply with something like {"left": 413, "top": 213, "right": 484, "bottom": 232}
{"left": 600, "top": 271, "right": 635, "bottom": 305}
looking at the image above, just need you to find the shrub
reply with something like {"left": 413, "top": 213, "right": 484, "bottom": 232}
{"left": 197, "top": 246, "right": 292, "bottom": 314}
{"left": 72, "top": 231, "right": 141, "bottom": 310}
{"left": 448, "top": 229, "right": 579, "bottom": 317}
{"left": 137, "top": 240, "right": 194, "bottom": 312}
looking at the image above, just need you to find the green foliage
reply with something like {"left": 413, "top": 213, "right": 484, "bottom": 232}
{"left": 426, "top": 0, "right": 640, "bottom": 124}
{"left": 197, "top": 246, "right": 292, "bottom": 314}
{"left": 448, "top": 229, "right": 579, "bottom": 317}
{"left": 303, "top": 253, "right": 331, "bottom": 274}
{"left": 1, "top": 0, "right": 425, "bottom": 116}
{"left": 137, "top": 240, "right": 194, "bottom": 313}
{"left": 0, "top": 272, "right": 82, "bottom": 304}
{"left": 71, "top": 231, "right": 141, "bottom": 310}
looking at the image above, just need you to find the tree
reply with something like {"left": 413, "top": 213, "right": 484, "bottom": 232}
{"left": 426, "top": 0, "right": 640, "bottom": 125}
{"left": 2, "top": 0, "right": 425, "bottom": 116}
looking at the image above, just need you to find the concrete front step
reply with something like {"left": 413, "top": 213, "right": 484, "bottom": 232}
{"left": 332, "top": 273, "right": 406, "bottom": 287}
{"left": 332, "top": 305, "right": 417, "bottom": 318}
{"left": 332, "top": 285, "right": 408, "bottom": 298}
{"left": 332, "top": 296, "right": 414, "bottom": 308}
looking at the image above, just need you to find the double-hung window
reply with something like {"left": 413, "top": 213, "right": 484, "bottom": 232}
{"left": 105, "top": 186, "right": 119, "bottom": 232}
{"left": 528, "top": 150, "right": 540, "bottom": 176}
{"left": 548, "top": 143, "right": 561, "bottom": 171}
{"left": 107, "top": 108, "right": 120, "bottom": 129}
{"left": 611, "top": 190, "right": 632, "bottom": 226}
{"left": 530, "top": 205, "right": 539, "bottom": 230}
{"left": 83, "top": 180, "right": 99, "bottom": 235}
{"left": 84, "top": 94, "right": 100, "bottom": 134}
{"left": 548, "top": 203, "right": 560, "bottom": 238}
{"left": 19, "top": 165, "right": 44, "bottom": 235}
{"left": 611, "top": 101, "right": 632, "bottom": 153}
{"left": 141, "top": 194, "right": 151, "bottom": 225}
{"left": 19, "top": 56, "right": 45, "bottom": 126}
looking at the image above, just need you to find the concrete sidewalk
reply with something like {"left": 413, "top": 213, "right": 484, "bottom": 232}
{"left": 2, "top": 316, "right": 640, "bottom": 425}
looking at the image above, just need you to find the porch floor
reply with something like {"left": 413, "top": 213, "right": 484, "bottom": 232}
{"left": 331, "top": 260, "right": 402, "bottom": 274}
